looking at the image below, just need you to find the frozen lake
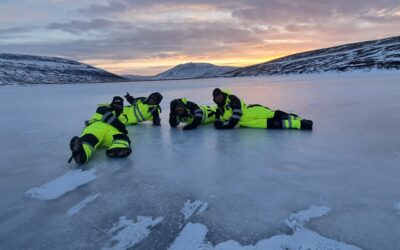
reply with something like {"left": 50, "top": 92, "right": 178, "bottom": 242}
{"left": 0, "top": 71, "right": 400, "bottom": 249}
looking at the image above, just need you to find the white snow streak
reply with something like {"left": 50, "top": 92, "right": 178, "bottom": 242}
{"left": 169, "top": 206, "right": 362, "bottom": 250}
{"left": 181, "top": 200, "right": 208, "bottom": 221}
{"left": 103, "top": 216, "right": 163, "bottom": 250}
{"left": 25, "top": 169, "right": 97, "bottom": 200}
{"left": 168, "top": 223, "right": 208, "bottom": 250}
{"left": 285, "top": 205, "right": 331, "bottom": 230}
{"left": 66, "top": 193, "right": 100, "bottom": 216}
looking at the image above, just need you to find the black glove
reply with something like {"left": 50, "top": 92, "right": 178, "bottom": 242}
{"left": 124, "top": 92, "right": 135, "bottom": 105}
{"left": 153, "top": 117, "right": 161, "bottom": 126}
{"left": 113, "top": 106, "right": 123, "bottom": 117}
{"left": 169, "top": 113, "right": 178, "bottom": 127}
{"left": 183, "top": 124, "right": 196, "bottom": 130}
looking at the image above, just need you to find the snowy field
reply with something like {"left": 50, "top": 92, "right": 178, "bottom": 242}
{"left": 1, "top": 71, "right": 400, "bottom": 250}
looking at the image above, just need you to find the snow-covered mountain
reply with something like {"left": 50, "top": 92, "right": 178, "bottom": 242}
{"left": 222, "top": 36, "right": 400, "bottom": 77}
{"left": 151, "top": 62, "right": 237, "bottom": 80}
{"left": 0, "top": 53, "right": 127, "bottom": 85}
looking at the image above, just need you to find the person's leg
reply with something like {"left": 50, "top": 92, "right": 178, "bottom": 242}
{"left": 106, "top": 132, "right": 132, "bottom": 158}
{"left": 269, "top": 110, "right": 312, "bottom": 130}
{"left": 239, "top": 106, "right": 274, "bottom": 128}
{"left": 70, "top": 122, "right": 107, "bottom": 164}
{"left": 239, "top": 118, "right": 268, "bottom": 128}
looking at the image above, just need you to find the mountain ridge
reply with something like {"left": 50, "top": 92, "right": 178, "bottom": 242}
{"left": 222, "top": 35, "right": 400, "bottom": 77}
{"left": 1, "top": 35, "right": 399, "bottom": 85}
{"left": 0, "top": 53, "right": 127, "bottom": 85}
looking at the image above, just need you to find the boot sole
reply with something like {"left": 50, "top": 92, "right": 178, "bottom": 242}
{"left": 70, "top": 137, "right": 87, "bottom": 164}
{"left": 106, "top": 148, "right": 132, "bottom": 158}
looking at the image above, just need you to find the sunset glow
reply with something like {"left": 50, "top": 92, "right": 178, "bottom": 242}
{"left": 1, "top": 1, "right": 399, "bottom": 75}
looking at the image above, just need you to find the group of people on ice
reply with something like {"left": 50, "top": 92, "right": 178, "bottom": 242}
{"left": 69, "top": 88, "right": 313, "bottom": 164}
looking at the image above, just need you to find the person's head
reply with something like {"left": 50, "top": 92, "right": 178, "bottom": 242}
{"left": 170, "top": 98, "right": 187, "bottom": 116}
{"left": 175, "top": 99, "right": 187, "bottom": 116}
{"left": 212, "top": 88, "right": 225, "bottom": 105}
{"left": 147, "top": 92, "right": 163, "bottom": 105}
{"left": 111, "top": 96, "right": 124, "bottom": 114}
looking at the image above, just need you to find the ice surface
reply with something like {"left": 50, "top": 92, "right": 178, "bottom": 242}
{"left": 1, "top": 71, "right": 400, "bottom": 249}
{"left": 395, "top": 202, "right": 400, "bottom": 215}
{"left": 67, "top": 193, "right": 100, "bottom": 216}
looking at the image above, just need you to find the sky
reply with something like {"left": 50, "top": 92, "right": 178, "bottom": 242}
{"left": 1, "top": 0, "right": 399, "bottom": 75}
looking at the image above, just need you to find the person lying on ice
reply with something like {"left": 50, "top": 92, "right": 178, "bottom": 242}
{"left": 123, "top": 92, "right": 163, "bottom": 126}
{"left": 169, "top": 98, "right": 217, "bottom": 130}
{"left": 68, "top": 96, "right": 132, "bottom": 164}
{"left": 212, "top": 88, "right": 313, "bottom": 130}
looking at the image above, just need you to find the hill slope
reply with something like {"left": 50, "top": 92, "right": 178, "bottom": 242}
{"left": 0, "top": 53, "right": 127, "bottom": 85}
{"left": 222, "top": 36, "right": 400, "bottom": 77}
{"left": 151, "top": 63, "right": 237, "bottom": 80}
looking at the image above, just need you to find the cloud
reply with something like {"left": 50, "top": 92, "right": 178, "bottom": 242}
{"left": 47, "top": 19, "right": 116, "bottom": 34}
{"left": 1, "top": 0, "right": 400, "bottom": 74}
{"left": 18, "top": 20, "right": 261, "bottom": 60}
{"left": 230, "top": 0, "right": 400, "bottom": 24}
{"left": 0, "top": 26, "right": 35, "bottom": 36}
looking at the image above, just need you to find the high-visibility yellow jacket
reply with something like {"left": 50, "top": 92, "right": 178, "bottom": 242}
{"left": 123, "top": 97, "right": 161, "bottom": 125}
{"left": 169, "top": 98, "right": 217, "bottom": 129}
{"left": 88, "top": 104, "right": 128, "bottom": 133}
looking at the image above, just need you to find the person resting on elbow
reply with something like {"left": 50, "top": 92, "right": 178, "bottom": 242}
{"left": 169, "top": 98, "right": 216, "bottom": 130}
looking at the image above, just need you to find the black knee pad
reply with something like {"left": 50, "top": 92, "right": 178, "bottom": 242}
{"left": 274, "top": 110, "right": 289, "bottom": 119}
{"left": 267, "top": 119, "right": 283, "bottom": 129}
{"left": 113, "top": 133, "right": 131, "bottom": 144}
{"left": 80, "top": 134, "right": 99, "bottom": 146}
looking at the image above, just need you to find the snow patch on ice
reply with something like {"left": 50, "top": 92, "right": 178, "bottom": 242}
{"left": 103, "top": 216, "right": 163, "bottom": 250}
{"left": 395, "top": 202, "right": 400, "bottom": 215}
{"left": 25, "top": 169, "right": 97, "bottom": 200}
{"left": 211, "top": 228, "right": 361, "bottom": 250}
{"left": 168, "top": 223, "right": 209, "bottom": 250}
{"left": 169, "top": 206, "right": 361, "bottom": 250}
{"left": 66, "top": 193, "right": 100, "bottom": 216}
{"left": 181, "top": 200, "right": 209, "bottom": 221}
{"left": 285, "top": 205, "right": 331, "bottom": 230}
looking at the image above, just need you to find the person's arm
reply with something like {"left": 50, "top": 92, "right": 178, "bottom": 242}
{"left": 150, "top": 105, "right": 161, "bottom": 126}
{"left": 182, "top": 101, "right": 203, "bottom": 130}
{"left": 215, "top": 95, "right": 242, "bottom": 129}
{"left": 169, "top": 100, "right": 180, "bottom": 128}
{"left": 95, "top": 106, "right": 128, "bottom": 134}
{"left": 124, "top": 92, "right": 136, "bottom": 105}
{"left": 214, "top": 107, "right": 224, "bottom": 129}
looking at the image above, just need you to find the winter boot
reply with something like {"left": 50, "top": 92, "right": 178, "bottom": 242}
{"left": 69, "top": 136, "right": 87, "bottom": 164}
{"left": 106, "top": 148, "right": 132, "bottom": 158}
{"left": 300, "top": 119, "right": 313, "bottom": 130}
